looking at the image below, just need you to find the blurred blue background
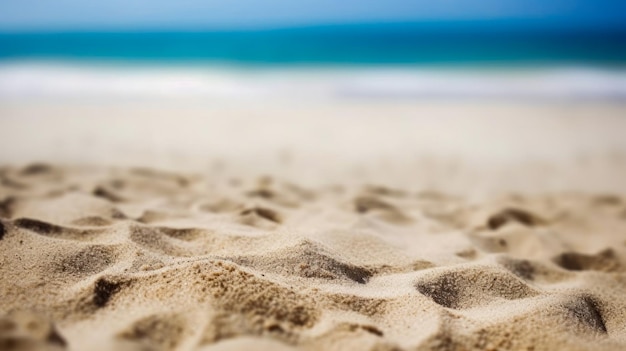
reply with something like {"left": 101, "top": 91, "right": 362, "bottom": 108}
{"left": 1, "top": 0, "right": 625, "bottom": 31}
{"left": 0, "top": 0, "right": 625, "bottom": 66}
{"left": 0, "top": 0, "right": 625, "bottom": 101}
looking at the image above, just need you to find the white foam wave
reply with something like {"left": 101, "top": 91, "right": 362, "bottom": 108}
{"left": 0, "top": 61, "right": 625, "bottom": 100}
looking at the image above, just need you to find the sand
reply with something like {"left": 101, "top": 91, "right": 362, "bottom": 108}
{"left": 1, "top": 100, "right": 626, "bottom": 351}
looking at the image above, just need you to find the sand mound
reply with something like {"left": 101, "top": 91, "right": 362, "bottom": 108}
{"left": 1, "top": 165, "right": 626, "bottom": 350}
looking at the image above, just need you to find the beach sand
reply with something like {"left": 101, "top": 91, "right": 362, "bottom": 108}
{"left": 1, "top": 100, "right": 626, "bottom": 350}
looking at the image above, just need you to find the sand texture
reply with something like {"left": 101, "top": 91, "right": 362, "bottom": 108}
{"left": 0, "top": 164, "right": 625, "bottom": 351}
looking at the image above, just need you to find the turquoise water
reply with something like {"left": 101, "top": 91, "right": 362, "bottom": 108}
{"left": 1, "top": 22, "right": 625, "bottom": 100}
{"left": 1, "top": 22, "right": 625, "bottom": 66}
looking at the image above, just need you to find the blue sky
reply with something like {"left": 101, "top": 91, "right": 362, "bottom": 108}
{"left": 0, "top": 0, "right": 625, "bottom": 31}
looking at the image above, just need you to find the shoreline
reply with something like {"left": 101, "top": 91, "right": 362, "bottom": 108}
{"left": 1, "top": 62, "right": 626, "bottom": 100}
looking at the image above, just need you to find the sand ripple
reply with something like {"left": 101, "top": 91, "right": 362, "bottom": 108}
{"left": 1, "top": 165, "right": 626, "bottom": 350}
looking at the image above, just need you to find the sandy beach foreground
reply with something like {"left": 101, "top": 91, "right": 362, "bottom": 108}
{"left": 1, "top": 100, "right": 626, "bottom": 350}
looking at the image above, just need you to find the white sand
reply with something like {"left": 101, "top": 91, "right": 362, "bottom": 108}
{"left": 0, "top": 99, "right": 625, "bottom": 350}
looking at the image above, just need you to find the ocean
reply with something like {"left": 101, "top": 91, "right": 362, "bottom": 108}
{"left": 1, "top": 22, "right": 625, "bottom": 100}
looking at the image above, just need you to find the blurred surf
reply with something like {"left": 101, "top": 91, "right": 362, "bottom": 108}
{"left": 1, "top": 23, "right": 625, "bottom": 100}
{"left": 0, "top": 62, "right": 625, "bottom": 100}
